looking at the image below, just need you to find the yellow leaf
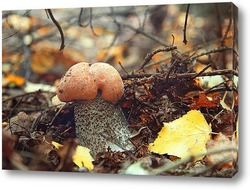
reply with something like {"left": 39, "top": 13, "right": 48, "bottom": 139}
{"left": 73, "top": 146, "right": 94, "bottom": 170}
{"left": 52, "top": 141, "right": 63, "bottom": 149}
{"left": 3, "top": 73, "right": 25, "bottom": 87}
{"left": 52, "top": 141, "right": 94, "bottom": 170}
{"left": 148, "top": 110, "right": 211, "bottom": 161}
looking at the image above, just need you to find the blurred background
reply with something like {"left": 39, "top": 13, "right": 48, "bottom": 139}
{"left": 2, "top": 3, "right": 238, "bottom": 92}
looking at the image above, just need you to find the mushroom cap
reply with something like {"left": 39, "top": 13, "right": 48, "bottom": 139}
{"left": 56, "top": 62, "right": 124, "bottom": 104}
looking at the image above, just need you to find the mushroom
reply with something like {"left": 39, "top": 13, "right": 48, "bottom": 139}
{"left": 56, "top": 62, "right": 134, "bottom": 157}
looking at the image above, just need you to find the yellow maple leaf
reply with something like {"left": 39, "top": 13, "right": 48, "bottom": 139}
{"left": 148, "top": 110, "right": 211, "bottom": 161}
{"left": 52, "top": 141, "right": 94, "bottom": 170}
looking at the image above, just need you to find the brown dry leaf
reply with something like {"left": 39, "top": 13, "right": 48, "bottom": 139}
{"left": 3, "top": 111, "right": 31, "bottom": 135}
{"left": 53, "top": 140, "right": 77, "bottom": 171}
{"left": 148, "top": 110, "right": 211, "bottom": 161}
{"left": 96, "top": 45, "right": 127, "bottom": 63}
{"left": 189, "top": 92, "right": 220, "bottom": 109}
{"left": 205, "top": 132, "right": 238, "bottom": 169}
{"left": 31, "top": 47, "right": 57, "bottom": 74}
{"left": 2, "top": 130, "right": 28, "bottom": 170}
{"left": 31, "top": 41, "right": 86, "bottom": 74}
{"left": 34, "top": 136, "right": 55, "bottom": 160}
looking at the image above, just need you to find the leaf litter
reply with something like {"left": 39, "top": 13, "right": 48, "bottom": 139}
{"left": 2, "top": 52, "right": 239, "bottom": 176}
{"left": 2, "top": 5, "right": 238, "bottom": 177}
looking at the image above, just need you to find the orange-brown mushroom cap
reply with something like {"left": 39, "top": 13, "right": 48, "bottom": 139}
{"left": 56, "top": 62, "right": 124, "bottom": 104}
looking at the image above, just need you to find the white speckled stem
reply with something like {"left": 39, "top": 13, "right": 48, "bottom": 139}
{"left": 74, "top": 94, "right": 134, "bottom": 157}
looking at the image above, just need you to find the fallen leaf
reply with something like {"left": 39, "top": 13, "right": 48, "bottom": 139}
{"left": 96, "top": 45, "right": 127, "bottom": 63}
{"left": 52, "top": 141, "right": 94, "bottom": 170}
{"left": 72, "top": 146, "right": 94, "bottom": 170}
{"left": 189, "top": 92, "right": 220, "bottom": 109}
{"left": 3, "top": 73, "right": 25, "bottom": 87}
{"left": 205, "top": 133, "right": 238, "bottom": 169}
{"left": 3, "top": 111, "right": 32, "bottom": 135}
{"left": 31, "top": 41, "right": 86, "bottom": 75}
{"left": 2, "top": 130, "right": 28, "bottom": 170}
{"left": 148, "top": 110, "right": 211, "bottom": 161}
{"left": 24, "top": 81, "right": 57, "bottom": 93}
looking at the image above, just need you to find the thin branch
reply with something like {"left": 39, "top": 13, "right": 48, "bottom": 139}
{"left": 121, "top": 22, "right": 170, "bottom": 47}
{"left": 149, "top": 147, "right": 238, "bottom": 175}
{"left": 188, "top": 46, "right": 236, "bottom": 62}
{"left": 45, "top": 9, "right": 65, "bottom": 51}
{"left": 191, "top": 63, "right": 212, "bottom": 79}
{"left": 137, "top": 46, "right": 177, "bottom": 71}
{"left": 118, "top": 61, "right": 129, "bottom": 75}
{"left": 89, "top": 8, "right": 98, "bottom": 36}
{"left": 183, "top": 4, "right": 190, "bottom": 45}
{"left": 142, "top": 6, "right": 150, "bottom": 28}
{"left": 2, "top": 90, "right": 55, "bottom": 103}
{"left": 122, "top": 69, "right": 238, "bottom": 80}
{"left": 222, "top": 16, "right": 232, "bottom": 46}
{"left": 106, "top": 7, "right": 122, "bottom": 49}
{"left": 2, "top": 29, "right": 21, "bottom": 41}
{"left": 78, "top": 8, "right": 90, "bottom": 27}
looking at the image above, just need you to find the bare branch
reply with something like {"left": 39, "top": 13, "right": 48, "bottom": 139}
{"left": 137, "top": 46, "right": 178, "bottom": 71}
{"left": 122, "top": 69, "right": 238, "bottom": 80}
{"left": 45, "top": 9, "right": 65, "bottom": 51}
{"left": 183, "top": 4, "right": 190, "bottom": 45}
{"left": 78, "top": 8, "right": 90, "bottom": 27}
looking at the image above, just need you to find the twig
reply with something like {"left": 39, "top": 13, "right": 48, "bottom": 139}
{"left": 165, "top": 59, "right": 178, "bottom": 80}
{"left": 118, "top": 61, "right": 129, "bottom": 75}
{"left": 122, "top": 69, "right": 238, "bottom": 80}
{"left": 2, "top": 29, "right": 21, "bottom": 41}
{"left": 78, "top": 8, "right": 89, "bottom": 27}
{"left": 105, "top": 7, "right": 122, "bottom": 49}
{"left": 191, "top": 63, "right": 211, "bottom": 79}
{"left": 121, "top": 22, "right": 170, "bottom": 47}
{"left": 2, "top": 90, "right": 55, "bottom": 103}
{"left": 137, "top": 46, "right": 177, "bottom": 71}
{"left": 142, "top": 37, "right": 233, "bottom": 70}
{"left": 142, "top": 6, "right": 150, "bottom": 28}
{"left": 45, "top": 9, "right": 65, "bottom": 51}
{"left": 183, "top": 4, "right": 190, "bottom": 45}
{"left": 149, "top": 147, "right": 238, "bottom": 175}
{"left": 188, "top": 46, "right": 236, "bottom": 62}
{"left": 221, "top": 14, "right": 232, "bottom": 46}
{"left": 89, "top": 8, "right": 98, "bottom": 36}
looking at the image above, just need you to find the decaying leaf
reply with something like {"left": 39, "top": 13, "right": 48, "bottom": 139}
{"left": 205, "top": 132, "right": 238, "bottom": 169}
{"left": 188, "top": 92, "right": 220, "bottom": 109}
{"left": 148, "top": 110, "right": 211, "bottom": 161}
{"left": 52, "top": 141, "right": 94, "bottom": 170}
{"left": 3, "top": 111, "right": 32, "bottom": 135}
{"left": 2, "top": 130, "right": 28, "bottom": 170}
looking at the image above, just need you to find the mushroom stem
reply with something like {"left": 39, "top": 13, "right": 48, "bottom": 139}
{"left": 74, "top": 93, "right": 134, "bottom": 157}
